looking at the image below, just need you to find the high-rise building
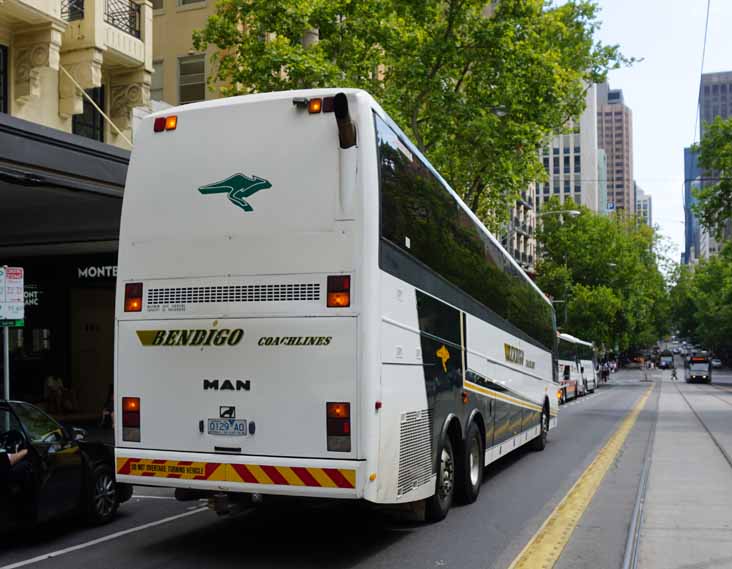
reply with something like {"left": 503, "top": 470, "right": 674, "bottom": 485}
{"left": 635, "top": 184, "right": 652, "bottom": 226}
{"left": 700, "top": 71, "right": 732, "bottom": 135}
{"left": 597, "top": 83, "right": 634, "bottom": 214}
{"left": 536, "top": 84, "right": 599, "bottom": 212}
{"left": 683, "top": 147, "right": 701, "bottom": 264}
{"left": 502, "top": 186, "right": 537, "bottom": 272}
{"left": 598, "top": 149, "right": 608, "bottom": 215}
{"left": 694, "top": 71, "right": 732, "bottom": 259}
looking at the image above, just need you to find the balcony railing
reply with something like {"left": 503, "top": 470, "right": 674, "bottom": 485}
{"left": 61, "top": 0, "right": 84, "bottom": 21}
{"left": 105, "top": 0, "right": 141, "bottom": 38}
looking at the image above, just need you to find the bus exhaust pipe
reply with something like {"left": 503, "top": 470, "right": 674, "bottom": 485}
{"left": 334, "top": 93, "right": 357, "bottom": 149}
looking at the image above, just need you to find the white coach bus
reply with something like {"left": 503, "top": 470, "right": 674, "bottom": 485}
{"left": 576, "top": 338, "right": 598, "bottom": 393}
{"left": 114, "top": 89, "right": 559, "bottom": 522}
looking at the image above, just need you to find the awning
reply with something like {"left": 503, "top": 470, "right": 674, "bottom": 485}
{"left": 0, "top": 113, "right": 128, "bottom": 257}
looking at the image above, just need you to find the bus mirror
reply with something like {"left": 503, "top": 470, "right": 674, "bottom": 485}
{"left": 334, "top": 93, "right": 357, "bottom": 149}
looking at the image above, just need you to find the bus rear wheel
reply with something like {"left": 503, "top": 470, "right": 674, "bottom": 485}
{"left": 457, "top": 421, "right": 484, "bottom": 505}
{"left": 530, "top": 406, "right": 549, "bottom": 451}
{"left": 425, "top": 437, "right": 455, "bottom": 522}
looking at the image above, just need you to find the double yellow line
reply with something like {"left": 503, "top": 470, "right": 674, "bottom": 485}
{"left": 507, "top": 384, "right": 654, "bottom": 569}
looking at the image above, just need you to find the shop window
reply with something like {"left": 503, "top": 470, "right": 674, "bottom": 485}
{"left": 179, "top": 54, "right": 205, "bottom": 104}
{"left": 72, "top": 87, "right": 105, "bottom": 142}
{"left": 0, "top": 45, "right": 7, "bottom": 113}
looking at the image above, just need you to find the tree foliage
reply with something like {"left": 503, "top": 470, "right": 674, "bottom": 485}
{"left": 193, "top": 0, "right": 630, "bottom": 228}
{"left": 669, "top": 245, "right": 732, "bottom": 360}
{"left": 692, "top": 116, "right": 732, "bottom": 237}
{"left": 536, "top": 197, "right": 669, "bottom": 353}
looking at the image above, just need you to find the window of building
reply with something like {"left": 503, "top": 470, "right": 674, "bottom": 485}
{"left": 0, "top": 45, "right": 7, "bottom": 113}
{"left": 563, "top": 155, "right": 570, "bottom": 173}
{"left": 151, "top": 60, "right": 164, "bottom": 101}
{"left": 553, "top": 184, "right": 560, "bottom": 194}
{"left": 152, "top": 0, "right": 163, "bottom": 8}
{"left": 178, "top": 0, "right": 205, "bottom": 5}
{"left": 553, "top": 157, "right": 559, "bottom": 174}
{"left": 72, "top": 87, "right": 105, "bottom": 142}
{"left": 563, "top": 179, "right": 570, "bottom": 193}
{"left": 712, "top": 85, "right": 719, "bottom": 95}
{"left": 574, "top": 155, "right": 580, "bottom": 173}
{"left": 575, "top": 184, "right": 581, "bottom": 194}
{"left": 573, "top": 146, "right": 580, "bottom": 154}
{"left": 543, "top": 157, "right": 549, "bottom": 172}
{"left": 553, "top": 147, "right": 559, "bottom": 155}
{"left": 544, "top": 184, "right": 550, "bottom": 195}
{"left": 178, "top": 55, "right": 205, "bottom": 104}
{"left": 574, "top": 194, "right": 581, "bottom": 205}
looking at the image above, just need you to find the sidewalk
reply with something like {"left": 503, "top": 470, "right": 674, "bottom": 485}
{"left": 638, "top": 376, "right": 732, "bottom": 569}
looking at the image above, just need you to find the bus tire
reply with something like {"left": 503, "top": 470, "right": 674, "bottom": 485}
{"left": 530, "top": 405, "right": 549, "bottom": 452}
{"left": 425, "top": 436, "right": 455, "bottom": 522}
{"left": 457, "top": 421, "right": 484, "bottom": 505}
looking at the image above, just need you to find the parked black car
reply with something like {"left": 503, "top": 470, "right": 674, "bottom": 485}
{"left": 1, "top": 400, "right": 132, "bottom": 532}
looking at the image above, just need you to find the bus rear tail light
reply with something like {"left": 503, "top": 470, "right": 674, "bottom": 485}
{"left": 326, "top": 402, "right": 351, "bottom": 452}
{"left": 327, "top": 275, "right": 351, "bottom": 308}
{"left": 122, "top": 397, "right": 141, "bottom": 442}
{"left": 124, "top": 282, "right": 143, "bottom": 312}
{"left": 153, "top": 115, "right": 178, "bottom": 132}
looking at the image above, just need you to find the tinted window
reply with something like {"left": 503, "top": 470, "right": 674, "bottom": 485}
{"left": 0, "top": 45, "right": 7, "bottom": 113}
{"left": 12, "top": 403, "right": 64, "bottom": 444}
{"left": 376, "top": 114, "right": 554, "bottom": 351}
{"left": 558, "top": 339, "right": 576, "bottom": 361}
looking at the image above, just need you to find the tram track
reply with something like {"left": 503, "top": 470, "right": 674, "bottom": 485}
{"left": 621, "top": 380, "right": 659, "bottom": 569}
{"left": 706, "top": 383, "right": 732, "bottom": 407}
{"left": 672, "top": 381, "right": 732, "bottom": 471}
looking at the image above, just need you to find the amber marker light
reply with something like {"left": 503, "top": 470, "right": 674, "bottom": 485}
{"left": 308, "top": 98, "right": 323, "bottom": 114}
{"left": 165, "top": 115, "right": 178, "bottom": 130}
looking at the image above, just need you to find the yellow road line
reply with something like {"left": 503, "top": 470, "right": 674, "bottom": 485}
{"left": 507, "top": 383, "right": 654, "bottom": 569}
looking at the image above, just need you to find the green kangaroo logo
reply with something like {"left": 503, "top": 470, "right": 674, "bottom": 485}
{"left": 198, "top": 174, "right": 272, "bottom": 212}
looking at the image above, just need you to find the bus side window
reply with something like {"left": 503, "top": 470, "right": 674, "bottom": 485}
{"left": 563, "top": 366, "right": 570, "bottom": 380}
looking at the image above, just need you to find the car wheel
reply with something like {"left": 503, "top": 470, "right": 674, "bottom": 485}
{"left": 531, "top": 406, "right": 549, "bottom": 451}
{"left": 457, "top": 421, "right": 484, "bottom": 504}
{"left": 425, "top": 436, "right": 455, "bottom": 522}
{"left": 86, "top": 463, "right": 119, "bottom": 525}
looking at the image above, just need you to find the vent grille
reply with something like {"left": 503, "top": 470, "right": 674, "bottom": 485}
{"left": 147, "top": 283, "right": 320, "bottom": 306}
{"left": 397, "top": 409, "right": 433, "bottom": 497}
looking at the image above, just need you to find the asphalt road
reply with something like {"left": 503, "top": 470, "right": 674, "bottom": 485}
{"left": 2, "top": 370, "right": 720, "bottom": 569}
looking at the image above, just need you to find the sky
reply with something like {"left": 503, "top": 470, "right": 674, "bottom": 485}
{"left": 593, "top": 0, "right": 732, "bottom": 262}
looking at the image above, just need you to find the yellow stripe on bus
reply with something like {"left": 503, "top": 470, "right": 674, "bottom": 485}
{"left": 464, "top": 381, "right": 543, "bottom": 412}
{"left": 278, "top": 466, "right": 307, "bottom": 486}
{"left": 307, "top": 467, "right": 338, "bottom": 488}
{"left": 247, "top": 464, "right": 274, "bottom": 485}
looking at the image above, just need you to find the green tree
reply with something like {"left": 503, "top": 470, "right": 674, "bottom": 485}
{"left": 692, "top": 116, "right": 732, "bottom": 237}
{"left": 537, "top": 197, "right": 669, "bottom": 352}
{"left": 193, "top": 0, "right": 630, "bottom": 228}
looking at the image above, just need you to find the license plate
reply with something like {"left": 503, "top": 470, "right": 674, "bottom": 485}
{"left": 207, "top": 418, "right": 247, "bottom": 436}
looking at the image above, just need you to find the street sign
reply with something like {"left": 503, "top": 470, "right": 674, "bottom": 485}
{"left": 607, "top": 202, "right": 616, "bottom": 211}
{"left": 1, "top": 266, "right": 23, "bottom": 400}
{"left": 0, "top": 266, "right": 24, "bottom": 323}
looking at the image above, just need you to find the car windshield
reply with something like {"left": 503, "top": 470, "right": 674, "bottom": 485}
{"left": 689, "top": 363, "right": 709, "bottom": 372}
{"left": 11, "top": 402, "right": 64, "bottom": 444}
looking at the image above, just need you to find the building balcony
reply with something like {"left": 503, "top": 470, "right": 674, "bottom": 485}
{"left": 1, "top": 0, "right": 65, "bottom": 25}
{"left": 5, "top": 0, "right": 151, "bottom": 147}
